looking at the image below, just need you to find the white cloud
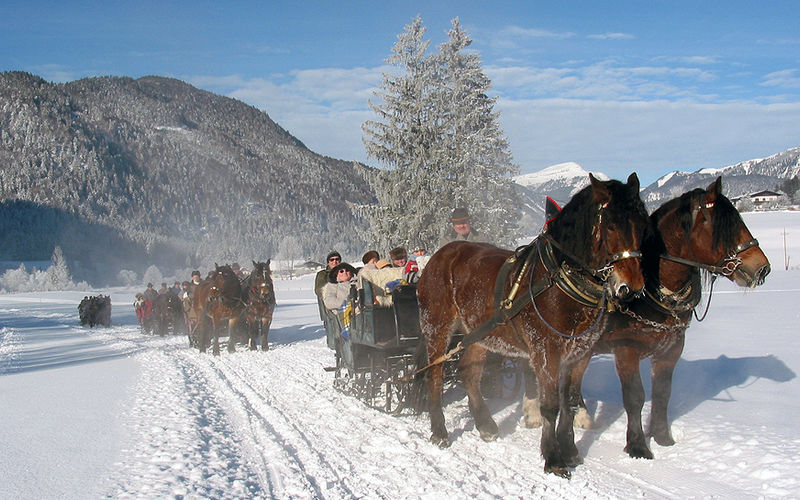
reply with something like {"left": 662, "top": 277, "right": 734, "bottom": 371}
{"left": 486, "top": 61, "right": 718, "bottom": 101}
{"left": 500, "top": 26, "right": 576, "bottom": 40}
{"left": 189, "top": 65, "right": 800, "bottom": 188}
{"left": 587, "top": 32, "right": 634, "bottom": 40}
{"left": 762, "top": 69, "right": 800, "bottom": 89}
{"left": 495, "top": 98, "right": 800, "bottom": 184}
{"left": 489, "top": 25, "right": 575, "bottom": 50}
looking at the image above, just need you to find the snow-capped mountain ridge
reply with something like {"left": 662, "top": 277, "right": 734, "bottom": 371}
{"left": 514, "top": 147, "right": 799, "bottom": 232}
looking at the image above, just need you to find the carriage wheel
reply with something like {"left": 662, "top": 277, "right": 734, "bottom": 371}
{"left": 382, "top": 355, "right": 413, "bottom": 414}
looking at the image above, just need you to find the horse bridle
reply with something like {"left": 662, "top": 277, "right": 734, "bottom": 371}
{"left": 547, "top": 202, "right": 643, "bottom": 282}
{"left": 658, "top": 200, "right": 760, "bottom": 278}
{"left": 527, "top": 204, "right": 644, "bottom": 339}
{"left": 249, "top": 268, "right": 273, "bottom": 302}
{"left": 660, "top": 238, "right": 759, "bottom": 277}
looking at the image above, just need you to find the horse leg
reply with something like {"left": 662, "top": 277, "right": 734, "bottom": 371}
{"left": 614, "top": 346, "right": 652, "bottom": 459}
{"left": 247, "top": 316, "right": 258, "bottom": 351}
{"left": 461, "top": 344, "right": 498, "bottom": 441}
{"left": 568, "top": 354, "right": 593, "bottom": 429}
{"left": 211, "top": 319, "right": 221, "bottom": 356}
{"left": 427, "top": 361, "right": 449, "bottom": 447}
{"left": 422, "top": 323, "right": 452, "bottom": 447}
{"left": 260, "top": 316, "right": 271, "bottom": 351}
{"left": 536, "top": 364, "right": 570, "bottom": 478}
{"left": 198, "top": 316, "right": 208, "bottom": 353}
{"left": 648, "top": 337, "right": 684, "bottom": 446}
{"left": 227, "top": 318, "right": 238, "bottom": 353}
{"left": 522, "top": 362, "right": 542, "bottom": 428}
{"left": 557, "top": 363, "right": 582, "bottom": 467}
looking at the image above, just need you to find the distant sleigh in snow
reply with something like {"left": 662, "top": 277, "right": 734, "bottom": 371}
{"left": 78, "top": 295, "right": 112, "bottom": 328}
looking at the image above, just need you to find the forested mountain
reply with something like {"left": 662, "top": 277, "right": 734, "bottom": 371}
{"left": 0, "top": 72, "right": 374, "bottom": 283}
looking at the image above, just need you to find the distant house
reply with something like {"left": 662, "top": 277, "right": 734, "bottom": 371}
{"left": 749, "top": 190, "right": 782, "bottom": 205}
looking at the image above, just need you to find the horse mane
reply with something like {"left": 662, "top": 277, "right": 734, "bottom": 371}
{"left": 652, "top": 187, "right": 743, "bottom": 253}
{"left": 547, "top": 178, "right": 648, "bottom": 264}
{"left": 214, "top": 264, "right": 242, "bottom": 300}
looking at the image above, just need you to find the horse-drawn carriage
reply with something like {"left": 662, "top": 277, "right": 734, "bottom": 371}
{"left": 78, "top": 295, "right": 112, "bottom": 327}
{"left": 321, "top": 265, "right": 520, "bottom": 414}
{"left": 324, "top": 174, "right": 770, "bottom": 477}
{"left": 135, "top": 292, "right": 183, "bottom": 336}
{"left": 188, "top": 261, "right": 275, "bottom": 354}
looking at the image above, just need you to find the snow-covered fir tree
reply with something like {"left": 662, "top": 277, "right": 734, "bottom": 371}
{"left": 361, "top": 16, "right": 519, "bottom": 251}
{"left": 46, "top": 246, "right": 72, "bottom": 290}
{"left": 434, "top": 19, "right": 519, "bottom": 246}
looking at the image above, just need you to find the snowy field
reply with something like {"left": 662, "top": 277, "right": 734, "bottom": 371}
{"left": 1, "top": 211, "right": 799, "bottom": 499}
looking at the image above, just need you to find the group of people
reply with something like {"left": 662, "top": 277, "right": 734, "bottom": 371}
{"left": 315, "top": 207, "right": 486, "bottom": 314}
{"left": 78, "top": 295, "right": 112, "bottom": 327}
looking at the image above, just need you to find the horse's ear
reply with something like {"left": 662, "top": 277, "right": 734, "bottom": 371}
{"left": 706, "top": 176, "right": 722, "bottom": 197}
{"left": 252, "top": 260, "right": 257, "bottom": 268}
{"left": 589, "top": 173, "right": 611, "bottom": 204}
{"left": 266, "top": 259, "right": 271, "bottom": 267}
{"left": 626, "top": 172, "right": 640, "bottom": 192}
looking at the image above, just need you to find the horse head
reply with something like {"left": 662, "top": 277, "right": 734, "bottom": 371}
{"left": 249, "top": 260, "right": 275, "bottom": 303}
{"left": 549, "top": 172, "right": 649, "bottom": 303}
{"left": 654, "top": 177, "right": 770, "bottom": 289}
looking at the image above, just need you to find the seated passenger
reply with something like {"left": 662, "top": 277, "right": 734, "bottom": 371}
{"left": 389, "top": 247, "right": 408, "bottom": 268}
{"left": 315, "top": 251, "right": 341, "bottom": 298}
{"left": 323, "top": 262, "right": 358, "bottom": 310}
{"left": 361, "top": 250, "right": 380, "bottom": 270}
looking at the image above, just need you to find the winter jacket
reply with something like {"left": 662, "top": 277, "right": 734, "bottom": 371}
{"left": 438, "top": 227, "right": 488, "bottom": 249}
{"left": 315, "top": 268, "right": 332, "bottom": 297}
{"left": 322, "top": 278, "right": 357, "bottom": 310}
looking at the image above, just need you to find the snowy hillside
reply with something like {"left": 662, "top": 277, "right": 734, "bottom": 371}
{"left": 642, "top": 147, "right": 800, "bottom": 209}
{"left": 1, "top": 211, "right": 799, "bottom": 499}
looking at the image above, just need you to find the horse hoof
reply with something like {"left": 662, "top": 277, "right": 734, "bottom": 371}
{"left": 651, "top": 431, "right": 675, "bottom": 447}
{"left": 544, "top": 464, "right": 571, "bottom": 479}
{"left": 479, "top": 430, "right": 498, "bottom": 442}
{"left": 624, "top": 443, "right": 654, "bottom": 459}
{"left": 566, "top": 454, "right": 583, "bottom": 467}
{"left": 430, "top": 434, "right": 451, "bottom": 448}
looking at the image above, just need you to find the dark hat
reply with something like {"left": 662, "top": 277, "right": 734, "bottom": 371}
{"left": 326, "top": 251, "right": 342, "bottom": 262}
{"left": 191, "top": 270, "right": 201, "bottom": 277}
{"left": 161, "top": 282, "right": 167, "bottom": 287}
{"left": 231, "top": 262, "right": 240, "bottom": 270}
{"left": 147, "top": 282, "right": 153, "bottom": 288}
{"left": 182, "top": 281, "right": 191, "bottom": 287}
{"left": 328, "top": 262, "right": 357, "bottom": 283}
{"left": 450, "top": 208, "right": 471, "bottom": 223}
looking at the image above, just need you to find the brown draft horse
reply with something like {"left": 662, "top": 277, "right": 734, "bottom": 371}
{"left": 416, "top": 173, "right": 650, "bottom": 477}
{"left": 558, "top": 177, "right": 770, "bottom": 459}
{"left": 191, "top": 264, "right": 245, "bottom": 355}
{"left": 243, "top": 260, "right": 276, "bottom": 351}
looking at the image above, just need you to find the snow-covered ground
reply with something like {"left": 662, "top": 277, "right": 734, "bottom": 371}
{"left": 1, "top": 211, "right": 799, "bottom": 499}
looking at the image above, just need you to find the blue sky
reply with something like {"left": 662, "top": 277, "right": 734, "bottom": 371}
{"left": 2, "top": 1, "right": 799, "bottom": 185}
